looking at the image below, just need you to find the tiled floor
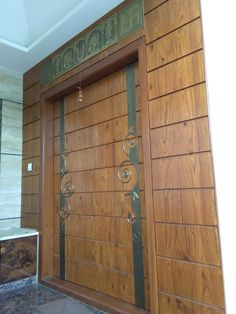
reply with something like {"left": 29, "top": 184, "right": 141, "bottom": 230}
{"left": 0, "top": 283, "right": 107, "bottom": 314}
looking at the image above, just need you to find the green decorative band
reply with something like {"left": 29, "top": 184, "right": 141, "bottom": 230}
{"left": 125, "top": 64, "right": 145, "bottom": 308}
{"left": 41, "top": 0, "right": 144, "bottom": 84}
{"left": 59, "top": 97, "right": 66, "bottom": 280}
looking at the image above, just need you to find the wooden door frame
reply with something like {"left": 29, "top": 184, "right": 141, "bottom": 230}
{"left": 40, "top": 37, "right": 159, "bottom": 313}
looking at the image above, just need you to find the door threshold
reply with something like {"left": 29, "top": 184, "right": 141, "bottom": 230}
{"left": 40, "top": 276, "right": 149, "bottom": 314}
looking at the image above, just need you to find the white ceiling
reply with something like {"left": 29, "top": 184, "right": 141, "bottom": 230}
{"left": 0, "top": 0, "right": 124, "bottom": 74}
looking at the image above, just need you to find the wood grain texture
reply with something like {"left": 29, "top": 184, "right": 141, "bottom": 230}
{"left": 151, "top": 117, "right": 210, "bottom": 158}
{"left": 144, "top": 0, "right": 167, "bottom": 14}
{"left": 148, "top": 50, "right": 205, "bottom": 100}
{"left": 67, "top": 260, "right": 135, "bottom": 304}
{"left": 23, "top": 102, "right": 40, "bottom": 125}
{"left": 149, "top": 83, "right": 208, "bottom": 129}
{"left": 22, "top": 176, "right": 40, "bottom": 194}
{"left": 21, "top": 194, "right": 39, "bottom": 214}
{"left": 23, "top": 64, "right": 40, "bottom": 90}
{"left": 53, "top": 191, "right": 146, "bottom": 218}
{"left": 153, "top": 189, "right": 217, "bottom": 225}
{"left": 152, "top": 152, "right": 214, "bottom": 189}
{"left": 23, "top": 120, "right": 40, "bottom": 142}
{"left": 145, "top": 0, "right": 200, "bottom": 44}
{"left": 23, "top": 138, "right": 40, "bottom": 159}
{"left": 159, "top": 293, "right": 224, "bottom": 314}
{"left": 147, "top": 18, "right": 202, "bottom": 71}
{"left": 157, "top": 257, "right": 224, "bottom": 307}
{"left": 21, "top": 213, "right": 40, "bottom": 229}
{"left": 23, "top": 82, "right": 40, "bottom": 108}
{"left": 155, "top": 224, "right": 221, "bottom": 265}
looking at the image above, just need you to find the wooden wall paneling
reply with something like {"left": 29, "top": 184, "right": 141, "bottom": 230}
{"left": 159, "top": 293, "right": 224, "bottom": 314}
{"left": 155, "top": 224, "right": 221, "bottom": 265}
{"left": 23, "top": 120, "right": 40, "bottom": 142}
{"left": 157, "top": 257, "right": 224, "bottom": 307}
{"left": 21, "top": 213, "right": 40, "bottom": 230}
{"left": 40, "top": 98, "right": 54, "bottom": 278}
{"left": 153, "top": 189, "right": 217, "bottom": 225}
{"left": 23, "top": 64, "right": 40, "bottom": 90}
{"left": 149, "top": 83, "right": 208, "bottom": 129}
{"left": 23, "top": 82, "right": 40, "bottom": 108}
{"left": 145, "top": 0, "right": 200, "bottom": 44}
{"left": 151, "top": 117, "right": 210, "bottom": 158}
{"left": 152, "top": 152, "right": 214, "bottom": 189}
{"left": 148, "top": 50, "right": 205, "bottom": 99}
{"left": 144, "top": 0, "right": 167, "bottom": 14}
{"left": 138, "top": 39, "right": 159, "bottom": 313}
{"left": 23, "top": 138, "right": 40, "bottom": 159}
{"left": 21, "top": 194, "right": 40, "bottom": 214}
{"left": 22, "top": 156, "right": 40, "bottom": 176}
{"left": 23, "top": 102, "right": 40, "bottom": 125}
{"left": 146, "top": 18, "right": 202, "bottom": 71}
{"left": 22, "top": 176, "right": 40, "bottom": 194}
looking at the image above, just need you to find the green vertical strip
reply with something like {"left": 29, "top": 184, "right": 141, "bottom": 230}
{"left": 125, "top": 64, "right": 145, "bottom": 308}
{"left": 59, "top": 97, "right": 65, "bottom": 280}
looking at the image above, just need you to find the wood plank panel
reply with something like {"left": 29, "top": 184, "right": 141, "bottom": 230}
{"left": 21, "top": 194, "right": 40, "bottom": 214}
{"left": 21, "top": 213, "right": 40, "bottom": 229}
{"left": 23, "top": 120, "right": 40, "bottom": 142}
{"left": 54, "top": 164, "right": 143, "bottom": 193}
{"left": 23, "top": 64, "right": 40, "bottom": 90}
{"left": 153, "top": 189, "right": 217, "bottom": 225}
{"left": 23, "top": 138, "right": 40, "bottom": 159}
{"left": 66, "top": 115, "right": 129, "bottom": 151}
{"left": 148, "top": 50, "right": 205, "bottom": 100}
{"left": 53, "top": 140, "right": 143, "bottom": 173}
{"left": 144, "top": 0, "right": 167, "bottom": 14}
{"left": 53, "top": 191, "right": 146, "bottom": 218}
{"left": 145, "top": 0, "right": 200, "bottom": 43}
{"left": 23, "top": 102, "right": 40, "bottom": 125}
{"left": 147, "top": 19, "right": 202, "bottom": 71}
{"left": 65, "top": 92, "right": 128, "bottom": 134}
{"left": 22, "top": 156, "right": 40, "bottom": 176}
{"left": 22, "top": 176, "right": 40, "bottom": 194}
{"left": 152, "top": 152, "right": 214, "bottom": 189}
{"left": 149, "top": 83, "right": 208, "bottom": 129}
{"left": 67, "top": 260, "right": 135, "bottom": 304}
{"left": 155, "top": 224, "right": 221, "bottom": 265}
{"left": 66, "top": 237, "right": 133, "bottom": 273}
{"left": 65, "top": 69, "right": 126, "bottom": 113}
{"left": 23, "top": 82, "right": 40, "bottom": 108}
{"left": 151, "top": 117, "right": 210, "bottom": 158}
{"left": 157, "top": 257, "right": 224, "bottom": 307}
{"left": 65, "top": 215, "right": 132, "bottom": 245}
{"left": 159, "top": 293, "right": 224, "bottom": 314}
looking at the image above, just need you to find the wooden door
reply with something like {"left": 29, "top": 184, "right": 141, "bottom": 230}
{"left": 52, "top": 64, "right": 149, "bottom": 309}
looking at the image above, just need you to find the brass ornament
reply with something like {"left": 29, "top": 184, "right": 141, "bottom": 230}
{"left": 118, "top": 160, "right": 132, "bottom": 183}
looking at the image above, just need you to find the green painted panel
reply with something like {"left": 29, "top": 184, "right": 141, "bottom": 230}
{"left": 40, "top": 0, "right": 144, "bottom": 84}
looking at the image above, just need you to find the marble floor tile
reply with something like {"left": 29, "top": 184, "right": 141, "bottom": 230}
{"left": 0, "top": 283, "right": 107, "bottom": 314}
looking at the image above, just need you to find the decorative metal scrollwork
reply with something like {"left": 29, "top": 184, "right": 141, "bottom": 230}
{"left": 122, "top": 126, "right": 138, "bottom": 156}
{"left": 59, "top": 150, "right": 74, "bottom": 222}
{"left": 118, "top": 160, "right": 133, "bottom": 183}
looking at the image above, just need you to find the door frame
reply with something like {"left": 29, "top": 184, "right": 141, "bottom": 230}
{"left": 39, "top": 37, "right": 159, "bottom": 313}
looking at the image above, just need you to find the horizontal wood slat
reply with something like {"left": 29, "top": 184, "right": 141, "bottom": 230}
{"left": 149, "top": 83, "right": 208, "bottom": 129}
{"left": 147, "top": 18, "right": 202, "bottom": 71}
{"left": 23, "top": 120, "right": 40, "bottom": 142}
{"left": 23, "top": 138, "right": 40, "bottom": 159}
{"left": 157, "top": 257, "right": 224, "bottom": 307}
{"left": 23, "top": 102, "right": 40, "bottom": 125}
{"left": 152, "top": 152, "right": 214, "bottom": 189}
{"left": 23, "top": 82, "right": 40, "bottom": 108}
{"left": 145, "top": 0, "right": 200, "bottom": 44}
{"left": 148, "top": 50, "right": 205, "bottom": 100}
{"left": 155, "top": 224, "right": 221, "bottom": 265}
{"left": 159, "top": 293, "right": 224, "bottom": 314}
{"left": 151, "top": 117, "right": 210, "bottom": 158}
{"left": 153, "top": 189, "right": 217, "bottom": 225}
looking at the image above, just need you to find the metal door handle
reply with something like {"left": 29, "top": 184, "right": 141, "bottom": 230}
{"left": 127, "top": 212, "right": 136, "bottom": 224}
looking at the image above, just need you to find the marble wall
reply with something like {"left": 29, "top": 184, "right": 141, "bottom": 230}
{"left": 0, "top": 67, "right": 23, "bottom": 228}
